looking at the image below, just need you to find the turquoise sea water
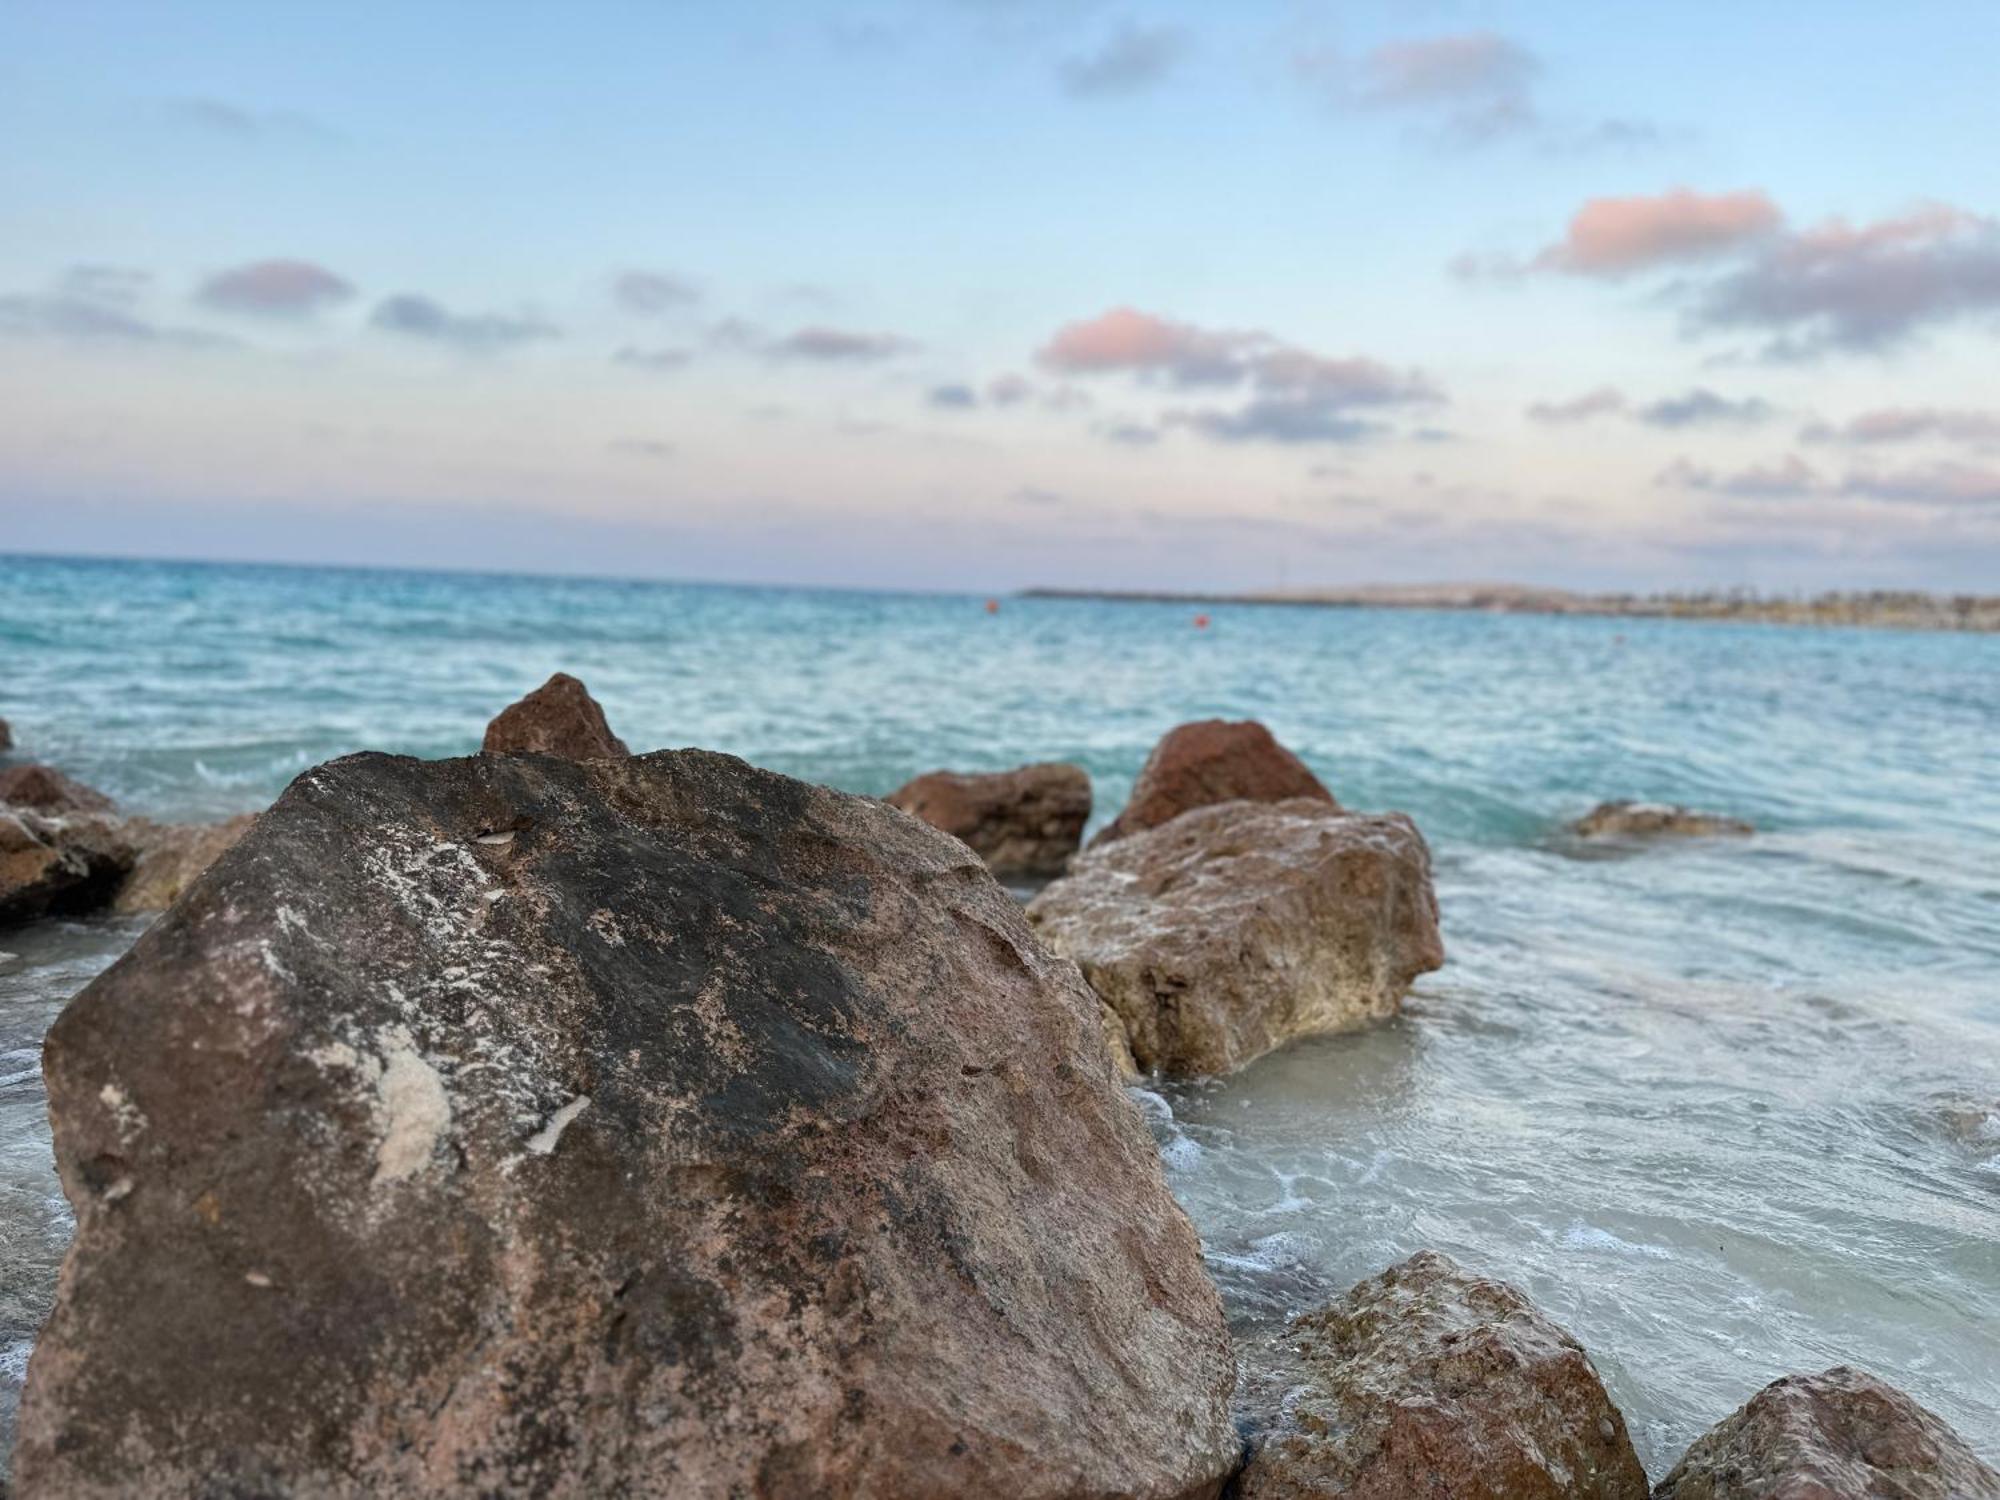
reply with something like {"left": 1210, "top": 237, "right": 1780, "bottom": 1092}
{"left": 2, "top": 553, "right": 1996, "bottom": 1474}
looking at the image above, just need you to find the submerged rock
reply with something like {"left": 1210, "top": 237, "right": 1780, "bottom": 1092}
{"left": 1573, "top": 801, "right": 1752, "bottom": 839}
{"left": 1029, "top": 798, "right": 1442, "bottom": 1078}
{"left": 110, "top": 814, "right": 259, "bottom": 914}
{"left": 886, "top": 763, "right": 1091, "bottom": 878}
{"left": 481, "top": 671, "right": 630, "bottom": 760}
{"left": 18, "top": 748, "right": 1236, "bottom": 1499}
{"left": 1090, "top": 720, "right": 1335, "bottom": 847}
{"left": 0, "top": 764, "right": 116, "bottom": 817}
{"left": 1653, "top": 1366, "right": 1999, "bottom": 1499}
{"left": 0, "top": 808, "right": 134, "bottom": 928}
{"left": 1236, "top": 1251, "right": 1647, "bottom": 1500}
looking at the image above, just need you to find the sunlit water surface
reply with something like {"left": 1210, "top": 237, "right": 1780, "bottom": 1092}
{"left": 2, "top": 555, "right": 1995, "bottom": 1475}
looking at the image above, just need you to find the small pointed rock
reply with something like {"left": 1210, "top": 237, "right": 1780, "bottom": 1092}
{"left": 481, "top": 672, "right": 630, "bottom": 761}
{"left": 1092, "top": 719, "right": 1334, "bottom": 847}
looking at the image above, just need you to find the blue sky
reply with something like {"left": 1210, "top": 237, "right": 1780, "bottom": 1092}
{"left": 4, "top": 0, "right": 1999, "bottom": 591}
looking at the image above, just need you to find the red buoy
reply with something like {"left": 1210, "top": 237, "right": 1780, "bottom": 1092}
{"left": 985, "top": 598, "right": 1001, "bottom": 615}
{"left": 1193, "top": 612, "right": 1211, "bottom": 629}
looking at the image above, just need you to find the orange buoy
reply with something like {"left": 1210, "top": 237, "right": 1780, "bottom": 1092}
{"left": 985, "top": 598, "right": 1000, "bottom": 614}
{"left": 1193, "top": 612, "right": 1211, "bottom": 629}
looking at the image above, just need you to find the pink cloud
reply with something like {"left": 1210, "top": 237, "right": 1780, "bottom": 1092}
{"left": 197, "top": 258, "right": 355, "bottom": 316}
{"left": 1803, "top": 407, "right": 2000, "bottom": 445}
{"left": 1535, "top": 188, "right": 1782, "bottom": 274}
{"left": 1038, "top": 307, "right": 1254, "bottom": 383}
{"left": 1526, "top": 387, "right": 1626, "bottom": 423}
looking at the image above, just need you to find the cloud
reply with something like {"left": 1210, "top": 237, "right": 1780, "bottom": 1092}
{"left": 164, "top": 98, "right": 336, "bottom": 143}
{"left": 1657, "top": 454, "right": 1821, "bottom": 499}
{"left": 613, "top": 345, "right": 693, "bottom": 372}
{"left": 1097, "top": 420, "right": 1160, "bottom": 445}
{"left": 766, "top": 325, "right": 915, "bottom": 360}
{"left": 1058, "top": 21, "right": 1187, "bottom": 97}
{"left": 1801, "top": 407, "right": 2000, "bottom": 445}
{"left": 61, "top": 264, "right": 150, "bottom": 307}
{"left": 1038, "top": 306, "right": 1437, "bottom": 446}
{"left": 1690, "top": 204, "right": 2000, "bottom": 354}
{"left": 0, "top": 268, "right": 230, "bottom": 350}
{"left": 369, "top": 294, "right": 558, "bottom": 351}
{"left": 608, "top": 439, "right": 676, "bottom": 459}
{"left": 613, "top": 269, "right": 699, "bottom": 314}
{"left": 986, "top": 373, "right": 1034, "bottom": 405}
{"left": 1840, "top": 461, "right": 2000, "bottom": 507}
{"left": 1533, "top": 187, "right": 1782, "bottom": 274}
{"left": 1635, "top": 388, "right": 1775, "bottom": 428}
{"left": 1527, "top": 386, "right": 1626, "bottom": 423}
{"left": 197, "top": 258, "right": 355, "bottom": 316}
{"left": 927, "top": 383, "right": 979, "bottom": 408}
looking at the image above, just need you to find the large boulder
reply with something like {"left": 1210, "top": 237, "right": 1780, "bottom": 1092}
{"left": 1091, "top": 720, "right": 1334, "bottom": 847}
{"left": 0, "top": 764, "right": 116, "bottom": 817}
{"left": 110, "top": 814, "right": 259, "bottom": 914}
{"left": 1236, "top": 1251, "right": 1648, "bottom": 1500}
{"left": 481, "top": 672, "right": 630, "bottom": 760}
{"left": 1653, "top": 1366, "right": 1999, "bottom": 1499}
{"left": 886, "top": 763, "right": 1091, "bottom": 879}
{"left": 0, "top": 808, "right": 134, "bottom": 928}
{"left": 1572, "top": 802, "right": 1751, "bottom": 839}
{"left": 1028, "top": 799, "right": 1442, "bottom": 1078}
{"left": 18, "top": 749, "right": 1236, "bottom": 1499}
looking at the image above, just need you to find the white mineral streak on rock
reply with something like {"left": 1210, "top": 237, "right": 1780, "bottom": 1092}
{"left": 370, "top": 1027, "right": 452, "bottom": 1186}
{"left": 523, "top": 1095, "right": 590, "bottom": 1156}
{"left": 98, "top": 1081, "right": 147, "bottom": 1140}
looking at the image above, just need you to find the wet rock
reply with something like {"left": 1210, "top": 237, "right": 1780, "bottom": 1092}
{"left": 110, "top": 814, "right": 259, "bottom": 914}
{"left": 1091, "top": 720, "right": 1335, "bottom": 847}
{"left": 886, "top": 763, "right": 1090, "bottom": 878}
{"left": 1573, "top": 801, "right": 1752, "bottom": 839}
{"left": 18, "top": 748, "right": 1236, "bottom": 1499}
{"left": 0, "top": 765, "right": 116, "bottom": 817}
{"left": 1653, "top": 1365, "right": 2000, "bottom": 1499}
{"left": 0, "top": 715, "right": 11, "bottom": 751}
{"left": 0, "top": 809, "right": 135, "bottom": 928}
{"left": 1029, "top": 798, "right": 1442, "bottom": 1078}
{"left": 481, "top": 671, "right": 630, "bottom": 760}
{"left": 1236, "top": 1250, "right": 1648, "bottom": 1500}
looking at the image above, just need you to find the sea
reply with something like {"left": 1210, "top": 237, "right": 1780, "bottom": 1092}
{"left": 2, "top": 553, "right": 1996, "bottom": 1476}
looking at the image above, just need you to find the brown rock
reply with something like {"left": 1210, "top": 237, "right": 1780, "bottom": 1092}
{"left": 0, "top": 765, "right": 116, "bottom": 817}
{"left": 1029, "top": 798, "right": 1442, "bottom": 1078}
{"left": 1237, "top": 1250, "right": 1648, "bottom": 1500}
{"left": 1573, "top": 802, "right": 1752, "bottom": 839}
{"left": 0, "top": 808, "right": 135, "bottom": 928}
{"left": 481, "top": 672, "right": 630, "bottom": 760}
{"left": 886, "top": 763, "right": 1091, "bottom": 878}
{"left": 0, "top": 715, "right": 11, "bottom": 751}
{"left": 1653, "top": 1366, "right": 2000, "bottom": 1500}
{"left": 18, "top": 748, "right": 1236, "bottom": 1499}
{"left": 110, "top": 814, "right": 259, "bottom": 914}
{"left": 1092, "top": 720, "right": 1334, "bottom": 847}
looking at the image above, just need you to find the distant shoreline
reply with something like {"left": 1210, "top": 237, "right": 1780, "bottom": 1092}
{"left": 1018, "top": 584, "right": 2000, "bottom": 633}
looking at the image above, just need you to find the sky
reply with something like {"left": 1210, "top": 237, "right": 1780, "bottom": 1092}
{"left": 4, "top": 0, "right": 2000, "bottom": 593}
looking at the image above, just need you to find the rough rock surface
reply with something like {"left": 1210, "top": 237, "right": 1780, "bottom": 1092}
{"left": 481, "top": 672, "right": 630, "bottom": 760}
{"left": 0, "top": 715, "right": 11, "bottom": 751}
{"left": 1653, "top": 1366, "right": 2000, "bottom": 1500}
{"left": 886, "top": 763, "right": 1090, "bottom": 878}
{"left": 18, "top": 748, "right": 1236, "bottom": 1499}
{"left": 0, "top": 809, "right": 134, "bottom": 928}
{"left": 110, "top": 814, "right": 259, "bottom": 914}
{"left": 1029, "top": 798, "right": 1442, "bottom": 1078}
{"left": 1573, "top": 802, "right": 1752, "bottom": 839}
{"left": 0, "top": 764, "right": 116, "bottom": 817}
{"left": 1236, "top": 1251, "right": 1648, "bottom": 1500}
{"left": 1091, "top": 720, "right": 1334, "bottom": 847}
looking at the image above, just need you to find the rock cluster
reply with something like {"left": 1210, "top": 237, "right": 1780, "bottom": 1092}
{"left": 1237, "top": 1251, "right": 1648, "bottom": 1500}
{"left": 1654, "top": 1366, "right": 2000, "bottom": 1499}
{"left": 17, "top": 748, "right": 1237, "bottom": 1499}
{"left": 0, "top": 764, "right": 115, "bottom": 816}
{"left": 1090, "top": 719, "right": 1334, "bottom": 847}
{"left": 1031, "top": 797, "right": 1442, "bottom": 1078}
{"left": 886, "top": 762, "right": 1090, "bottom": 878}
{"left": 481, "top": 671, "right": 630, "bottom": 760}
{"left": 1573, "top": 802, "right": 1752, "bottom": 839}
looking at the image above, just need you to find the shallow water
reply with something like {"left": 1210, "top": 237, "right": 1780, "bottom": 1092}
{"left": 2, "top": 554, "right": 1996, "bottom": 1474}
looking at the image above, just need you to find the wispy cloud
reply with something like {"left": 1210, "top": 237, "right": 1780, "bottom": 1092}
{"left": 1801, "top": 407, "right": 2000, "bottom": 446}
{"left": 607, "top": 438, "right": 676, "bottom": 459}
{"left": 163, "top": 97, "right": 336, "bottom": 143}
{"left": 0, "top": 267, "right": 230, "bottom": 349}
{"left": 1657, "top": 453, "right": 1820, "bottom": 499}
{"left": 1635, "top": 388, "right": 1775, "bottom": 428}
{"left": 1526, "top": 387, "right": 1626, "bottom": 423}
{"left": 369, "top": 294, "right": 558, "bottom": 352}
{"left": 926, "top": 383, "right": 979, "bottom": 408}
{"left": 612, "top": 345, "right": 693, "bottom": 372}
{"left": 613, "top": 269, "right": 700, "bottom": 314}
{"left": 1058, "top": 21, "right": 1187, "bottom": 98}
{"left": 197, "top": 259, "right": 355, "bottom": 317}
{"left": 766, "top": 325, "right": 915, "bottom": 360}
